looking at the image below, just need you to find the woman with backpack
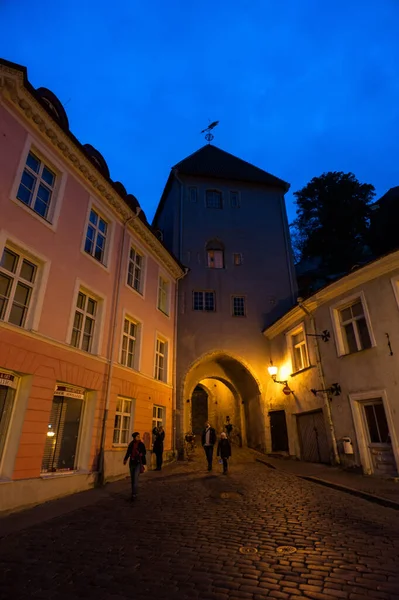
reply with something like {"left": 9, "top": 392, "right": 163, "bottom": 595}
{"left": 123, "top": 432, "right": 147, "bottom": 500}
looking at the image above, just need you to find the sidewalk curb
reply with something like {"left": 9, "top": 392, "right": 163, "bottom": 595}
{"left": 299, "top": 476, "right": 399, "bottom": 511}
{"left": 256, "top": 458, "right": 399, "bottom": 511}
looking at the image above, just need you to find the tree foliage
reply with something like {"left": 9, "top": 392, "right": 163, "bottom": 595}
{"left": 291, "top": 171, "right": 375, "bottom": 274}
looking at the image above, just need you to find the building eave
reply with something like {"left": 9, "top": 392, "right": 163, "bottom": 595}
{"left": 0, "top": 59, "right": 185, "bottom": 280}
{"left": 264, "top": 249, "right": 399, "bottom": 339}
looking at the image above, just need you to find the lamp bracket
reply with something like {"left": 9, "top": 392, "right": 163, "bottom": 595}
{"left": 311, "top": 383, "right": 341, "bottom": 397}
{"left": 306, "top": 330, "right": 330, "bottom": 343}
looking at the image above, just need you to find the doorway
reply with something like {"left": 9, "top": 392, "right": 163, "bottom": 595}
{"left": 363, "top": 399, "right": 396, "bottom": 475}
{"left": 269, "top": 410, "right": 289, "bottom": 452}
{"left": 191, "top": 386, "right": 208, "bottom": 434}
{"left": 297, "top": 409, "right": 330, "bottom": 464}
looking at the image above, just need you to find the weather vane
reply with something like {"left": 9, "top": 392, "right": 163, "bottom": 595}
{"left": 201, "top": 120, "right": 219, "bottom": 144}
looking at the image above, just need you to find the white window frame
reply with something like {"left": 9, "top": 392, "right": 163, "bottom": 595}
{"left": 67, "top": 279, "right": 106, "bottom": 356}
{"left": 0, "top": 232, "right": 50, "bottom": 332}
{"left": 349, "top": 389, "right": 399, "bottom": 476}
{"left": 205, "top": 189, "right": 223, "bottom": 209}
{"left": 81, "top": 199, "right": 115, "bottom": 270}
{"left": 286, "top": 322, "right": 310, "bottom": 373}
{"left": 390, "top": 276, "right": 399, "bottom": 310}
{"left": 152, "top": 405, "right": 165, "bottom": 430}
{"left": 232, "top": 295, "right": 247, "bottom": 317}
{"left": 9, "top": 135, "right": 67, "bottom": 231}
{"left": 113, "top": 396, "right": 135, "bottom": 447}
{"left": 119, "top": 313, "right": 141, "bottom": 371}
{"left": 127, "top": 245, "right": 145, "bottom": 295}
{"left": 0, "top": 370, "right": 19, "bottom": 478}
{"left": 230, "top": 191, "right": 241, "bottom": 208}
{"left": 193, "top": 290, "right": 216, "bottom": 312}
{"left": 157, "top": 274, "right": 171, "bottom": 317}
{"left": 330, "top": 291, "right": 375, "bottom": 357}
{"left": 154, "top": 334, "right": 169, "bottom": 383}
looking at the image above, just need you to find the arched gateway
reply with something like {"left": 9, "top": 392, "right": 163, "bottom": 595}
{"left": 180, "top": 351, "right": 263, "bottom": 450}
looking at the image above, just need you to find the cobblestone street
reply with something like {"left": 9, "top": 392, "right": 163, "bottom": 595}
{"left": 1, "top": 448, "right": 399, "bottom": 600}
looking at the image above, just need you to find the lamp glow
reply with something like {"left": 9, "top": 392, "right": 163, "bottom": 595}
{"left": 268, "top": 363, "right": 278, "bottom": 378}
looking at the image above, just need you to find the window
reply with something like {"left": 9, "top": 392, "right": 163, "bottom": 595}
{"left": 206, "top": 190, "right": 222, "bottom": 209}
{"left": 0, "top": 373, "right": 17, "bottom": 464}
{"left": 233, "top": 253, "right": 243, "bottom": 266}
{"left": 232, "top": 296, "right": 246, "bottom": 317}
{"left": 127, "top": 247, "right": 144, "bottom": 294}
{"left": 0, "top": 247, "right": 37, "bottom": 328}
{"left": 152, "top": 405, "right": 165, "bottom": 430}
{"left": 84, "top": 208, "right": 108, "bottom": 263}
{"left": 193, "top": 291, "right": 215, "bottom": 312}
{"left": 113, "top": 397, "right": 133, "bottom": 445}
{"left": 189, "top": 187, "right": 197, "bottom": 203}
{"left": 16, "top": 150, "right": 56, "bottom": 220}
{"left": 207, "top": 250, "right": 224, "bottom": 269}
{"left": 155, "top": 338, "right": 167, "bottom": 382}
{"left": 158, "top": 276, "right": 170, "bottom": 315}
{"left": 338, "top": 299, "right": 372, "bottom": 354}
{"left": 364, "top": 400, "right": 391, "bottom": 445}
{"left": 41, "top": 386, "right": 84, "bottom": 473}
{"left": 291, "top": 329, "right": 309, "bottom": 372}
{"left": 71, "top": 291, "right": 97, "bottom": 352}
{"left": 230, "top": 191, "right": 240, "bottom": 208}
{"left": 120, "top": 317, "right": 138, "bottom": 369}
{"left": 206, "top": 239, "right": 224, "bottom": 269}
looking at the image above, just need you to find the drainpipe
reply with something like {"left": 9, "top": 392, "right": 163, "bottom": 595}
{"left": 279, "top": 193, "right": 297, "bottom": 306}
{"left": 97, "top": 207, "right": 141, "bottom": 486}
{"left": 297, "top": 299, "right": 340, "bottom": 465}
{"left": 172, "top": 267, "right": 188, "bottom": 456}
{"left": 173, "top": 168, "right": 184, "bottom": 262}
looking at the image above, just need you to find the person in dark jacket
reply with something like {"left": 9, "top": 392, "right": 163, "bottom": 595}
{"left": 123, "top": 432, "right": 147, "bottom": 500}
{"left": 217, "top": 432, "right": 232, "bottom": 474}
{"left": 152, "top": 425, "right": 165, "bottom": 471}
{"left": 201, "top": 421, "right": 217, "bottom": 471}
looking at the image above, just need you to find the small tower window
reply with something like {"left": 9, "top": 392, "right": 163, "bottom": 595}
{"left": 230, "top": 191, "right": 240, "bottom": 208}
{"left": 206, "top": 239, "right": 224, "bottom": 269}
{"left": 206, "top": 190, "right": 222, "bottom": 209}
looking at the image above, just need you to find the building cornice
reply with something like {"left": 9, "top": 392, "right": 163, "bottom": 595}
{"left": 264, "top": 250, "right": 399, "bottom": 339}
{"left": 0, "top": 64, "right": 184, "bottom": 280}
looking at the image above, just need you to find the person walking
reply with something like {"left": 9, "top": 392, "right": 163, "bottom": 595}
{"left": 201, "top": 421, "right": 216, "bottom": 471}
{"left": 152, "top": 425, "right": 165, "bottom": 471}
{"left": 217, "top": 432, "right": 232, "bottom": 474}
{"left": 123, "top": 432, "right": 147, "bottom": 500}
{"left": 224, "top": 416, "right": 233, "bottom": 439}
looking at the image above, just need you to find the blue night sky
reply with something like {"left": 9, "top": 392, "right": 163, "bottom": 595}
{"left": 1, "top": 1, "right": 398, "bottom": 223}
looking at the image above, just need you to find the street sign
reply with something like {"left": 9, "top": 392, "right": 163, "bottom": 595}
{"left": 282, "top": 385, "right": 291, "bottom": 396}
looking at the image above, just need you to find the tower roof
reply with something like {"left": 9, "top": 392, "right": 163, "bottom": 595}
{"left": 153, "top": 144, "right": 289, "bottom": 225}
{"left": 173, "top": 144, "right": 289, "bottom": 189}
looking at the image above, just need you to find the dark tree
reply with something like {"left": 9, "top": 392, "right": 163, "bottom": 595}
{"left": 291, "top": 171, "right": 375, "bottom": 274}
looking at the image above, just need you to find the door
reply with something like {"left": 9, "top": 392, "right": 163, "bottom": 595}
{"left": 191, "top": 386, "right": 208, "bottom": 434}
{"left": 363, "top": 399, "right": 396, "bottom": 475}
{"left": 297, "top": 410, "right": 330, "bottom": 463}
{"left": 269, "top": 410, "right": 289, "bottom": 452}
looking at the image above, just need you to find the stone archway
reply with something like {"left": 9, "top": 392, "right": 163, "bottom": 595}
{"left": 182, "top": 351, "right": 263, "bottom": 450}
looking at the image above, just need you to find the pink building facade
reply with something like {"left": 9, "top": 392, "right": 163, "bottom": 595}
{"left": 0, "top": 60, "right": 184, "bottom": 513}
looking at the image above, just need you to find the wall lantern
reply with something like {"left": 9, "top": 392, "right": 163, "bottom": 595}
{"left": 267, "top": 360, "right": 288, "bottom": 386}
